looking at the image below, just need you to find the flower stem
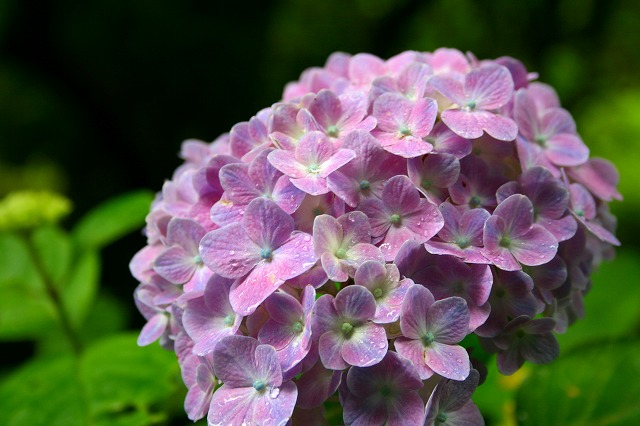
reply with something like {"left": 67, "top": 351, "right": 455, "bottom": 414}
{"left": 23, "top": 232, "right": 82, "bottom": 355}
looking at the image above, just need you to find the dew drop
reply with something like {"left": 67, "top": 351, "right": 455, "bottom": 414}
{"left": 378, "top": 342, "right": 386, "bottom": 349}
{"left": 456, "top": 358, "right": 462, "bottom": 364}
{"left": 229, "top": 250, "right": 235, "bottom": 255}
{"left": 270, "top": 387, "right": 280, "bottom": 399}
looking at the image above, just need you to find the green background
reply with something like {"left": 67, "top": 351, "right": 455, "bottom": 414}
{"left": 1, "top": 0, "right": 639, "bottom": 424}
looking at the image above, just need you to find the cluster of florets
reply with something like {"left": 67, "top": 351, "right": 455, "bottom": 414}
{"left": 131, "top": 48, "right": 621, "bottom": 425}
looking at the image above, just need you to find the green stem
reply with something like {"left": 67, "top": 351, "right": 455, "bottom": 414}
{"left": 22, "top": 232, "right": 82, "bottom": 355}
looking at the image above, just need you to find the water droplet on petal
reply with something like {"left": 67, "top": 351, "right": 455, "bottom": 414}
{"left": 270, "top": 387, "right": 280, "bottom": 398}
{"left": 229, "top": 250, "right": 235, "bottom": 255}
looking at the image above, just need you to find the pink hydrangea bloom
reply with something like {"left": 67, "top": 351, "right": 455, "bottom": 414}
{"left": 131, "top": 49, "right": 621, "bottom": 426}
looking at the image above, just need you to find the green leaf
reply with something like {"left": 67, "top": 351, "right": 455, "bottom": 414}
{"left": 77, "top": 291, "right": 130, "bottom": 343}
{"left": 72, "top": 190, "right": 154, "bottom": 249}
{"left": 0, "top": 285, "right": 57, "bottom": 340}
{"left": 63, "top": 249, "right": 100, "bottom": 327}
{"left": 473, "top": 359, "right": 524, "bottom": 426}
{"left": 79, "top": 333, "right": 181, "bottom": 424}
{"left": 516, "top": 340, "right": 640, "bottom": 425}
{"left": 31, "top": 224, "right": 72, "bottom": 288}
{"left": 0, "top": 232, "right": 60, "bottom": 340}
{"left": 0, "top": 333, "right": 184, "bottom": 426}
{"left": 0, "top": 356, "right": 88, "bottom": 426}
{"left": 0, "top": 232, "right": 30, "bottom": 284}
{"left": 556, "top": 249, "right": 640, "bottom": 352}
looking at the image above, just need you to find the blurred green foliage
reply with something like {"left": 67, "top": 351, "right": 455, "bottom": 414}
{"left": 0, "top": 0, "right": 638, "bottom": 425}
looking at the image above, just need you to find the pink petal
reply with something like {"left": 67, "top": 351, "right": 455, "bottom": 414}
{"left": 394, "top": 337, "right": 434, "bottom": 379}
{"left": 466, "top": 64, "right": 514, "bottom": 109}
{"left": 243, "top": 198, "right": 294, "bottom": 249}
{"left": 229, "top": 263, "right": 286, "bottom": 315}
{"left": 511, "top": 225, "right": 558, "bottom": 266}
{"left": 199, "top": 223, "right": 260, "bottom": 278}
{"left": 154, "top": 246, "right": 196, "bottom": 284}
{"left": 424, "top": 342, "right": 470, "bottom": 381}
{"left": 545, "top": 133, "right": 589, "bottom": 166}
{"left": 341, "top": 323, "right": 388, "bottom": 367}
{"left": 268, "top": 149, "right": 307, "bottom": 178}
{"left": 137, "top": 313, "right": 168, "bottom": 346}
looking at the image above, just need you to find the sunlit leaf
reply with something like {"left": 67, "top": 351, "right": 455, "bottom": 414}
{"left": 79, "top": 333, "right": 181, "bottom": 423}
{"left": 0, "top": 356, "right": 87, "bottom": 426}
{"left": 63, "top": 249, "right": 100, "bottom": 327}
{"left": 0, "top": 287, "right": 57, "bottom": 340}
{"left": 31, "top": 224, "right": 72, "bottom": 289}
{"left": 516, "top": 341, "right": 640, "bottom": 425}
{"left": 557, "top": 249, "right": 640, "bottom": 352}
{"left": 72, "top": 190, "right": 153, "bottom": 249}
{"left": 473, "top": 360, "right": 523, "bottom": 426}
{"left": 0, "top": 233, "right": 30, "bottom": 285}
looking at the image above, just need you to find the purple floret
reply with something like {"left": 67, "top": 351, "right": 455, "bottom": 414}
{"left": 343, "top": 351, "right": 425, "bottom": 426}
{"left": 354, "top": 260, "right": 413, "bottom": 323}
{"left": 359, "top": 175, "right": 443, "bottom": 261}
{"left": 258, "top": 285, "right": 316, "bottom": 372}
{"left": 210, "top": 335, "right": 298, "bottom": 426}
{"left": 311, "top": 285, "right": 388, "bottom": 370}
{"left": 268, "top": 131, "right": 356, "bottom": 196}
{"left": 200, "top": 198, "right": 316, "bottom": 315}
{"left": 424, "top": 369, "right": 484, "bottom": 426}
{"left": 431, "top": 63, "right": 518, "bottom": 141}
{"left": 313, "top": 211, "right": 384, "bottom": 282}
{"left": 483, "top": 194, "right": 558, "bottom": 271}
{"left": 395, "top": 285, "right": 471, "bottom": 381}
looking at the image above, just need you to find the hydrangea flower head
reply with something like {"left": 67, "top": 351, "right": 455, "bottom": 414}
{"left": 131, "top": 49, "right": 621, "bottom": 425}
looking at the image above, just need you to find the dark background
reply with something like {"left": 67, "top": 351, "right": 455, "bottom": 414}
{"left": 1, "top": 0, "right": 638, "bottom": 349}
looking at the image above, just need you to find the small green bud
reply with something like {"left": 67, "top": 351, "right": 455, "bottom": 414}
{"left": 0, "top": 190, "right": 72, "bottom": 231}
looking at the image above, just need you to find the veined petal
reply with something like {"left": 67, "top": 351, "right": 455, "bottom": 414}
{"left": 424, "top": 342, "right": 470, "bottom": 381}
{"left": 243, "top": 198, "right": 294, "bottom": 249}
{"left": 341, "top": 322, "right": 387, "bottom": 367}
{"left": 200, "top": 223, "right": 261, "bottom": 278}
{"left": 229, "top": 262, "right": 286, "bottom": 315}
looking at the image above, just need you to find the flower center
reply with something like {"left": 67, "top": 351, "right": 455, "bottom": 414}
{"left": 193, "top": 254, "right": 203, "bottom": 265}
{"left": 422, "top": 331, "right": 435, "bottom": 346}
{"left": 499, "top": 236, "right": 511, "bottom": 248}
{"left": 253, "top": 379, "right": 265, "bottom": 392}
{"left": 421, "top": 179, "right": 432, "bottom": 190}
{"left": 341, "top": 322, "right": 354, "bottom": 337}
{"left": 335, "top": 247, "right": 347, "bottom": 259}
{"left": 399, "top": 125, "right": 412, "bottom": 137}
{"left": 223, "top": 314, "right": 235, "bottom": 326}
{"left": 327, "top": 125, "right": 339, "bottom": 138}
{"left": 359, "top": 180, "right": 371, "bottom": 191}
{"left": 292, "top": 321, "right": 304, "bottom": 333}
{"left": 380, "top": 384, "right": 393, "bottom": 397}
{"left": 469, "top": 195, "right": 481, "bottom": 208}
{"left": 465, "top": 100, "right": 477, "bottom": 110}
{"left": 495, "top": 287, "right": 506, "bottom": 298}
{"left": 260, "top": 248, "right": 273, "bottom": 260}
{"left": 390, "top": 214, "right": 402, "bottom": 225}
{"left": 308, "top": 164, "right": 320, "bottom": 174}
{"left": 454, "top": 236, "right": 470, "bottom": 249}
{"left": 312, "top": 207, "right": 324, "bottom": 216}
{"left": 535, "top": 135, "right": 547, "bottom": 147}
{"left": 436, "top": 412, "right": 448, "bottom": 423}
{"left": 373, "top": 287, "right": 383, "bottom": 299}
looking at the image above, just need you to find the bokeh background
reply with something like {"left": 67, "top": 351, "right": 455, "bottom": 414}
{"left": 1, "top": 0, "right": 639, "bottom": 425}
